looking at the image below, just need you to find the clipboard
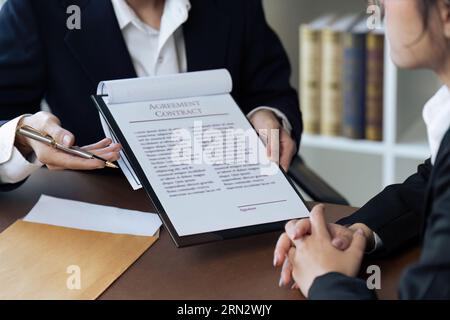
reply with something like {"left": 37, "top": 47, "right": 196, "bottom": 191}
{"left": 91, "top": 74, "right": 309, "bottom": 248}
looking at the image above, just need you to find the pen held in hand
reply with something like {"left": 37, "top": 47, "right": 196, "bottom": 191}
{"left": 17, "top": 125, "right": 119, "bottom": 169}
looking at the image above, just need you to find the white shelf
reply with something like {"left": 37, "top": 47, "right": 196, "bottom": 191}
{"left": 394, "top": 143, "right": 429, "bottom": 160}
{"left": 302, "top": 134, "right": 386, "bottom": 155}
{"left": 302, "top": 134, "right": 430, "bottom": 160}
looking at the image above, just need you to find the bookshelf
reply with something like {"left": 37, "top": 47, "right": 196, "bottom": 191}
{"left": 263, "top": 0, "right": 441, "bottom": 206}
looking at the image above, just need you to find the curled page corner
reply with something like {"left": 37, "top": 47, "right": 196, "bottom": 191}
{"left": 96, "top": 69, "right": 233, "bottom": 105}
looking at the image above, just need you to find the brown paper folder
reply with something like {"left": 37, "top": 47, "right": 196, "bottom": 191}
{"left": 0, "top": 220, "right": 157, "bottom": 300}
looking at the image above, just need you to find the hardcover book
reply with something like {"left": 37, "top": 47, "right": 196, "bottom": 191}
{"left": 320, "top": 14, "right": 361, "bottom": 136}
{"left": 366, "top": 29, "right": 385, "bottom": 141}
{"left": 299, "top": 15, "right": 336, "bottom": 134}
{"left": 342, "top": 18, "right": 369, "bottom": 140}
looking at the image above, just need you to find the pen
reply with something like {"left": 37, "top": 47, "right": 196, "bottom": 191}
{"left": 17, "top": 125, "right": 119, "bottom": 169}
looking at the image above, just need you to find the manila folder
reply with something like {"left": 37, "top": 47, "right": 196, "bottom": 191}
{"left": 0, "top": 220, "right": 157, "bottom": 300}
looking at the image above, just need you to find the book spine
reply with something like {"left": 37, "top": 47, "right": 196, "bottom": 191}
{"left": 365, "top": 33, "right": 385, "bottom": 141}
{"left": 300, "top": 25, "right": 322, "bottom": 134}
{"left": 342, "top": 33, "right": 367, "bottom": 139}
{"left": 320, "top": 28, "right": 344, "bottom": 136}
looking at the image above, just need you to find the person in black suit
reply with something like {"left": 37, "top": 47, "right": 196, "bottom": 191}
{"left": 274, "top": 0, "right": 450, "bottom": 299}
{"left": 0, "top": 0, "right": 301, "bottom": 171}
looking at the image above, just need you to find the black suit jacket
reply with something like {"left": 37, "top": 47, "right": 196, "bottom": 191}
{"left": 309, "top": 128, "right": 450, "bottom": 300}
{"left": 0, "top": 0, "right": 302, "bottom": 146}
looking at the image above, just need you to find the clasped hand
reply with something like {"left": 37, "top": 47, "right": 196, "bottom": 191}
{"left": 273, "top": 205, "right": 375, "bottom": 298}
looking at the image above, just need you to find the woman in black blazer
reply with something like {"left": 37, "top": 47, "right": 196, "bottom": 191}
{"left": 274, "top": 0, "right": 450, "bottom": 299}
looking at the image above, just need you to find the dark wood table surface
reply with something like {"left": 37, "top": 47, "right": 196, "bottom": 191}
{"left": 0, "top": 169, "right": 421, "bottom": 300}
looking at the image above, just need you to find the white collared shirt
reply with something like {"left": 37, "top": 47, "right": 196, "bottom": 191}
{"left": 111, "top": 0, "right": 189, "bottom": 77}
{"left": 0, "top": 116, "right": 42, "bottom": 184}
{"left": 423, "top": 86, "right": 450, "bottom": 164}
{"left": 0, "top": 0, "right": 291, "bottom": 184}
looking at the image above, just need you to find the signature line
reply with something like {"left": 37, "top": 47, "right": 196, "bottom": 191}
{"left": 238, "top": 200, "right": 287, "bottom": 208}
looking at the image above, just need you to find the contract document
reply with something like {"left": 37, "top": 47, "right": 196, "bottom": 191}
{"left": 93, "top": 69, "right": 309, "bottom": 247}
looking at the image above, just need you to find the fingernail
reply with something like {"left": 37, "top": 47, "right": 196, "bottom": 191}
{"left": 63, "top": 135, "right": 72, "bottom": 146}
{"left": 356, "top": 229, "right": 364, "bottom": 236}
{"left": 332, "top": 238, "right": 344, "bottom": 249}
{"left": 293, "top": 227, "right": 304, "bottom": 240}
{"left": 291, "top": 283, "right": 297, "bottom": 290}
{"left": 273, "top": 255, "right": 278, "bottom": 267}
{"left": 279, "top": 277, "right": 284, "bottom": 288}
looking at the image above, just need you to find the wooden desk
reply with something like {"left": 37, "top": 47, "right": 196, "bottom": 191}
{"left": 0, "top": 169, "right": 421, "bottom": 300}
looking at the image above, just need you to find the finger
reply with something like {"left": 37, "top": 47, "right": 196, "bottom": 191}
{"left": 274, "top": 233, "right": 292, "bottom": 267}
{"left": 285, "top": 220, "right": 298, "bottom": 238}
{"left": 347, "top": 229, "right": 367, "bottom": 256}
{"left": 329, "top": 225, "right": 353, "bottom": 251}
{"left": 287, "top": 247, "right": 299, "bottom": 286}
{"left": 331, "top": 237, "right": 349, "bottom": 251}
{"left": 44, "top": 151, "right": 105, "bottom": 170}
{"left": 97, "top": 151, "right": 121, "bottom": 162}
{"left": 280, "top": 154, "right": 290, "bottom": 172}
{"left": 44, "top": 122, "right": 75, "bottom": 147}
{"left": 257, "top": 129, "right": 271, "bottom": 158}
{"left": 46, "top": 164, "right": 64, "bottom": 171}
{"left": 279, "top": 254, "right": 293, "bottom": 287}
{"left": 88, "top": 143, "right": 122, "bottom": 157}
{"left": 294, "top": 219, "right": 312, "bottom": 240}
{"left": 285, "top": 219, "right": 311, "bottom": 241}
{"left": 310, "top": 204, "right": 331, "bottom": 240}
{"left": 287, "top": 247, "right": 296, "bottom": 265}
{"left": 279, "top": 131, "right": 296, "bottom": 171}
{"left": 269, "top": 128, "right": 280, "bottom": 164}
{"left": 81, "top": 138, "right": 113, "bottom": 151}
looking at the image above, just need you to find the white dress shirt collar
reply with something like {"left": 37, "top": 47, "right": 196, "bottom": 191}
{"left": 111, "top": 0, "right": 190, "bottom": 76}
{"left": 159, "top": 0, "right": 190, "bottom": 50}
{"left": 112, "top": 0, "right": 140, "bottom": 30}
{"left": 112, "top": 0, "right": 190, "bottom": 38}
{"left": 423, "top": 85, "right": 450, "bottom": 164}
